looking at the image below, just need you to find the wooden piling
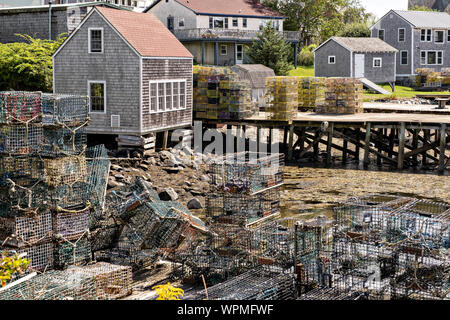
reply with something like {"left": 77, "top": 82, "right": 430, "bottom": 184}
{"left": 398, "top": 122, "right": 406, "bottom": 170}
{"left": 288, "top": 124, "right": 295, "bottom": 161}
{"left": 363, "top": 123, "right": 371, "bottom": 168}
{"left": 439, "top": 124, "right": 447, "bottom": 173}
{"left": 326, "top": 122, "right": 334, "bottom": 166}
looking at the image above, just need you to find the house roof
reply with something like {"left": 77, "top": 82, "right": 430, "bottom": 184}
{"left": 147, "top": 0, "right": 284, "bottom": 18}
{"left": 96, "top": 7, "right": 193, "bottom": 58}
{"left": 232, "top": 64, "right": 275, "bottom": 89}
{"left": 393, "top": 10, "right": 450, "bottom": 28}
{"left": 315, "top": 37, "right": 398, "bottom": 54}
{"left": 0, "top": 1, "right": 128, "bottom": 13}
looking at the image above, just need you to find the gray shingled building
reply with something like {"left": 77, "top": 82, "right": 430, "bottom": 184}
{"left": 370, "top": 10, "right": 450, "bottom": 83}
{"left": 313, "top": 37, "right": 398, "bottom": 85}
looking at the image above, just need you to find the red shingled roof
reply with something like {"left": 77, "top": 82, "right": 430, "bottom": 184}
{"left": 96, "top": 7, "right": 193, "bottom": 58}
{"left": 175, "top": 0, "right": 284, "bottom": 17}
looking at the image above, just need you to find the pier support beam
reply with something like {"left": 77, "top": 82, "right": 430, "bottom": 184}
{"left": 398, "top": 122, "right": 406, "bottom": 170}
{"left": 288, "top": 124, "right": 295, "bottom": 161}
{"left": 363, "top": 123, "right": 371, "bottom": 168}
{"left": 439, "top": 124, "right": 447, "bottom": 173}
{"left": 326, "top": 123, "right": 334, "bottom": 166}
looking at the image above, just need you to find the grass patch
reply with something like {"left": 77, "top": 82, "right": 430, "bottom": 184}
{"left": 363, "top": 84, "right": 449, "bottom": 101}
{"left": 288, "top": 66, "right": 314, "bottom": 77}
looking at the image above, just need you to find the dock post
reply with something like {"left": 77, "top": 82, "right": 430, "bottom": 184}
{"left": 439, "top": 124, "right": 447, "bottom": 173}
{"left": 355, "top": 127, "right": 360, "bottom": 161}
{"left": 283, "top": 126, "right": 289, "bottom": 152}
{"left": 313, "top": 129, "right": 320, "bottom": 160}
{"left": 388, "top": 128, "right": 395, "bottom": 159}
{"left": 288, "top": 124, "right": 295, "bottom": 161}
{"left": 162, "top": 130, "right": 169, "bottom": 150}
{"left": 256, "top": 126, "right": 261, "bottom": 154}
{"left": 326, "top": 122, "right": 334, "bottom": 166}
{"left": 422, "top": 129, "right": 429, "bottom": 167}
{"left": 412, "top": 129, "right": 419, "bottom": 167}
{"left": 342, "top": 129, "right": 348, "bottom": 164}
{"left": 376, "top": 129, "right": 382, "bottom": 166}
{"left": 363, "top": 123, "right": 371, "bottom": 168}
{"left": 398, "top": 122, "right": 406, "bottom": 170}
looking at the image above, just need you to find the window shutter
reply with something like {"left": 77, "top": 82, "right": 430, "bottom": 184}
{"left": 111, "top": 115, "right": 120, "bottom": 128}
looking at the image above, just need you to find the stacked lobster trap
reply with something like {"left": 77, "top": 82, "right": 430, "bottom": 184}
{"left": 297, "top": 77, "right": 326, "bottom": 112}
{"left": 95, "top": 177, "right": 208, "bottom": 271}
{"left": 315, "top": 78, "right": 363, "bottom": 114}
{"left": 327, "top": 195, "right": 450, "bottom": 300}
{"left": 193, "top": 66, "right": 255, "bottom": 120}
{"left": 265, "top": 77, "right": 298, "bottom": 121}
{"left": 0, "top": 91, "right": 110, "bottom": 273}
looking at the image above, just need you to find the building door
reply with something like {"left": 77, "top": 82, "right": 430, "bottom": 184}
{"left": 167, "top": 17, "right": 174, "bottom": 32}
{"left": 236, "top": 44, "right": 244, "bottom": 64}
{"left": 354, "top": 54, "right": 365, "bottom": 78}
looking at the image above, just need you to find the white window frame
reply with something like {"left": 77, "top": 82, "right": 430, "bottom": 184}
{"left": 398, "top": 28, "right": 405, "bottom": 42}
{"left": 378, "top": 29, "right": 385, "bottom": 41}
{"left": 400, "top": 50, "right": 408, "bottom": 65}
{"left": 149, "top": 79, "right": 187, "bottom": 114}
{"left": 421, "top": 29, "right": 432, "bottom": 42}
{"left": 88, "top": 27, "right": 104, "bottom": 54}
{"left": 220, "top": 44, "right": 228, "bottom": 56}
{"left": 232, "top": 18, "right": 238, "bottom": 27}
{"left": 178, "top": 18, "right": 185, "bottom": 28}
{"left": 434, "top": 30, "right": 445, "bottom": 44}
{"left": 420, "top": 50, "right": 444, "bottom": 65}
{"left": 328, "top": 56, "right": 336, "bottom": 64}
{"left": 373, "top": 58, "right": 382, "bottom": 68}
{"left": 243, "top": 18, "right": 247, "bottom": 28}
{"left": 88, "top": 80, "right": 106, "bottom": 114}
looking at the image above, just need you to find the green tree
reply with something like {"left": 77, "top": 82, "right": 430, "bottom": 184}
{"left": 337, "top": 22, "right": 371, "bottom": 37}
{"left": 409, "top": 5, "right": 438, "bottom": 11}
{"left": 0, "top": 33, "right": 66, "bottom": 92}
{"left": 246, "top": 22, "right": 293, "bottom": 75}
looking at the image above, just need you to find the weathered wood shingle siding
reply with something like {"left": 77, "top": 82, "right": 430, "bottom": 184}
{"left": 360, "top": 52, "right": 396, "bottom": 83}
{"left": 141, "top": 58, "right": 193, "bottom": 133}
{"left": 314, "top": 41, "right": 351, "bottom": 78}
{"left": 53, "top": 11, "right": 141, "bottom": 135}
{"left": 412, "top": 29, "right": 450, "bottom": 72}
{"left": 149, "top": 0, "right": 197, "bottom": 29}
{"left": 371, "top": 15, "right": 413, "bottom": 75}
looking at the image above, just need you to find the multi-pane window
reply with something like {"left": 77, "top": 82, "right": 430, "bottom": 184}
{"left": 378, "top": 29, "right": 385, "bottom": 41}
{"left": 89, "top": 81, "right": 105, "bottom": 113}
{"left": 434, "top": 30, "right": 444, "bottom": 43}
{"left": 421, "top": 29, "right": 432, "bottom": 42}
{"left": 398, "top": 28, "right": 405, "bottom": 42}
{"left": 179, "top": 18, "right": 185, "bottom": 28}
{"left": 150, "top": 83, "right": 157, "bottom": 112}
{"left": 220, "top": 44, "right": 227, "bottom": 55}
{"left": 89, "top": 28, "right": 103, "bottom": 53}
{"left": 421, "top": 51, "right": 444, "bottom": 65}
{"left": 400, "top": 51, "right": 408, "bottom": 65}
{"left": 232, "top": 18, "right": 238, "bottom": 27}
{"left": 149, "top": 80, "right": 187, "bottom": 113}
{"left": 328, "top": 56, "right": 335, "bottom": 64}
{"left": 243, "top": 18, "right": 247, "bottom": 28}
{"left": 210, "top": 17, "right": 226, "bottom": 29}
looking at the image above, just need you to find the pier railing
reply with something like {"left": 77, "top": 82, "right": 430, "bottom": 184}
{"left": 172, "top": 28, "right": 300, "bottom": 42}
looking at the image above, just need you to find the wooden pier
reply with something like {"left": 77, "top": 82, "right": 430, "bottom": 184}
{"left": 199, "top": 106, "right": 450, "bottom": 173}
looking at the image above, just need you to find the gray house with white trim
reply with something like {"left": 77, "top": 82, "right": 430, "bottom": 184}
{"left": 313, "top": 37, "right": 398, "bottom": 84}
{"left": 53, "top": 6, "right": 193, "bottom": 139}
{"left": 370, "top": 10, "right": 450, "bottom": 82}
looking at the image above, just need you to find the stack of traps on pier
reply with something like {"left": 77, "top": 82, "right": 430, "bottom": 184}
{"left": 0, "top": 262, "right": 131, "bottom": 300}
{"left": 265, "top": 77, "right": 298, "bottom": 121}
{"left": 193, "top": 66, "right": 255, "bottom": 120}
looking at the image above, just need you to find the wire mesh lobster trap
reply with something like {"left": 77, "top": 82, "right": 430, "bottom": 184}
{"left": 66, "top": 262, "right": 132, "bottom": 300}
{"left": 206, "top": 187, "right": 281, "bottom": 227}
{"left": 0, "top": 269, "right": 97, "bottom": 300}
{"left": 12, "top": 241, "right": 54, "bottom": 272}
{"left": 43, "top": 154, "right": 87, "bottom": 187}
{"left": 209, "top": 152, "right": 285, "bottom": 195}
{"left": 40, "top": 125, "right": 87, "bottom": 156}
{"left": 0, "top": 211, "right": 52, "bottom": 247}
{"left": 53, "top": 204, "right": 90, "bottom": 241}
{"left": 0, "top": 91, "right": 42, "bottom": 125}
{"left": 0, "top": 180, "right": 49, "bottom": 218}
{"left": 41, "top": 93, "right": 89, "bottom": 126}
{"left": 184, "top": 265, "right": 298, "bottom": 300}
{"left": 85, "top": 144, "right": 110, "bottom": 209}
{"left": 53, "top": 233, "right": 92, "bottom": 269}
{"left": 0, "top": 124, "right": 44, "bottom": 154}
{"left": 0, "top": 155, "right": 44, "bottom": 187}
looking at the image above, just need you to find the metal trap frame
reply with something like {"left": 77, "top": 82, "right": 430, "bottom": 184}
{"left": 53, "top": 233, "right": 92, "bottom": 269}
{"left": 41, "top": 93, "right": 89, "bottom": 126}
{"left": 0, "top": 124, "right": 44, "bottom": 155}
{"left": 209, "top": 152, "right": 284, "bottom": 195}
{"left": 0, "top": 91, "right": 42, "bottom": 125}
{"left": 0, "top": 155, "right": 44, "bottom": 187}
{"left": 0, "top": 269, "right": 97, "bottom": 300}
{"left": 66, "top": 262, "right": 132, "bottom": 300}
{"left": 53, "top": 204, "right": 90, "bottom": 241}
{"left": 184, "top": 265, "right": 297, "bottom": 300}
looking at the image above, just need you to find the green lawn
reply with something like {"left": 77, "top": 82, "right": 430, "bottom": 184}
{"left": 288, "top": 66, "right": 314, "bottom": 77}
{"left": 363, "top": 84, "right": 450, "bottom": 101}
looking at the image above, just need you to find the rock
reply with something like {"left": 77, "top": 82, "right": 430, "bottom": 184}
{"left": 184, "top": 181, "right": 192, "bottom": 186}
{"left": 189, "top": 189, "right": 204, "bottom": 196}
{"left": 187, "top": 198, "right": 203, "bottom": 209}
{"left": 139, "top": 163, "right": 148, "bottom": 170}
{"left": 114, "top": 173, "right": 126, "bottom": 181}
{"left": 163, "top": 167, "right": 183, "bottom": 174}
{"left": 200, "top": 174, "right": 210, "bottom": 182}
{"left": 108, "top": 179, "right": 124, "bottom": 189}
{"left": 111, "top": 164, "right": 122, "bottom": 171}
{"left": 158, "top": 187, "right": 179, "bottom": 201}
